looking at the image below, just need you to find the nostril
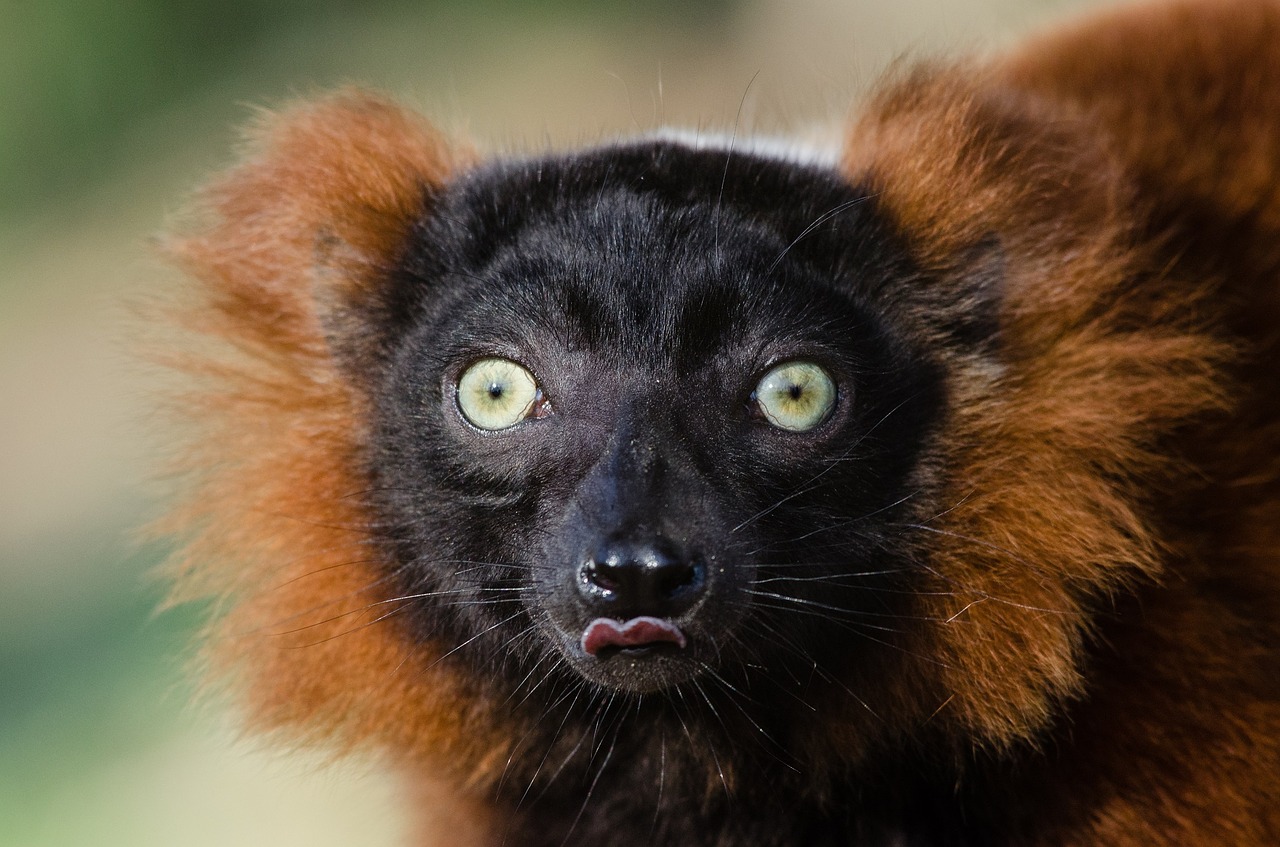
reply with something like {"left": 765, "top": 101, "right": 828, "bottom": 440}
{"left": 657, "top": 559, "right": 702, "bottom": 598}
{"left": 582, "top": 557, "right": 620, "bottom": 593}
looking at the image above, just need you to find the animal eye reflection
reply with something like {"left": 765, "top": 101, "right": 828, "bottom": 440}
{"left": 752, "top": 361, "right": 836, "bottom": 432}
{"left": 456, "top": 357, "right": 544, "bottom": 430}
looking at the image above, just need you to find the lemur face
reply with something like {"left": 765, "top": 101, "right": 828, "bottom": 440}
{"left": 362, "top": 143, "right": 946, "bottom": 698}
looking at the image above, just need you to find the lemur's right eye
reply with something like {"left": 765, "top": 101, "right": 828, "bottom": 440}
{"left": 455, "top": 358, "right": 547, "bottom": 431}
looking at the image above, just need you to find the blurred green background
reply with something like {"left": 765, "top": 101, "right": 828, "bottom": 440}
{"left": 0, "top": 0, "right": 1104, "bottom": 843}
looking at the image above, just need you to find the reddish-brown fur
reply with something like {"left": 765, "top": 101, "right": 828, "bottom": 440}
{"left": 158, "top": 1, "right": 1280, "bottom": 843}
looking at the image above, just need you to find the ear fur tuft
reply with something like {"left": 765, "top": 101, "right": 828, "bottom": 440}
{"left": 164, "top": 90, "right": 476, "bottom": 374}
{"left": 155, "top": 93, "right": 511, "bottom": 802}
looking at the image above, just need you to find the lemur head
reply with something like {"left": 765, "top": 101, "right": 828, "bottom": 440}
{"left": 351, "top": 143, "right": 944, "bottom": 697}
{"left": 164, "top": 85, "right": 1214, "bottom": 807}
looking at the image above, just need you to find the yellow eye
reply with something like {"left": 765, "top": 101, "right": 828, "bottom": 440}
{"left": 456, "top": 358, "right": 541, "bottom": 431}
{"left": 753, "top": 361, "right": 836, "bottom": 432}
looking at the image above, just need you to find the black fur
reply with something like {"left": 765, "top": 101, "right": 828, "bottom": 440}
{"left": 355, "top": 142, "right": 982, "bottom": 845}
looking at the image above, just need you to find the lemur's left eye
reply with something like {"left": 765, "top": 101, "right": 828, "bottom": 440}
{"left": 752, "top": 361, "right": 836, "bottom": 432}
{"left": 456, "top": 358, "right": 547, "bottom": 430}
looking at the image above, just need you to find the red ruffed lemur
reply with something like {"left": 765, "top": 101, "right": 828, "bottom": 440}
{"left": 156, "top": 0, "right": 1280, "bottom": 843}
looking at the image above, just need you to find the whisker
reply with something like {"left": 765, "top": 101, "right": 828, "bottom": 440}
{"left": 732, "top": 393, "right": 925, "bottom": 534}
{"left": 424, "top": 611, "right": 525, "bottom": 671}
{"left": 765, "top": 195, "right": 876, "bottom": 277}
{"left": 517, "top": 683, "right": 589, "bottom": 811}
{"left": 560, "top": 704, "right": 621, "bottom": 847}
{"left": 534, "top": 688, "right": 608, "bottom": 805}
{"left": 891, "top": 523, "right": 1071, "bottom": 614}
{"left": 650, "top": 730, "right": 666, "bottom": 838}
{"left": 713, "top": 70, "right": 762, "bottom": 255}
{"left": 280, "top": 602, "right": 412, "bottom": 648}
{"left": 752, "top": 570, "right": 909, "bottom": 585}
{"left": 744, "top": 589, "right": 915, "bottom": 630}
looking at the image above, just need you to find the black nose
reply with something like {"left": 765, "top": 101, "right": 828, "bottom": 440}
{"left": 578, "top": 539, "right": 706, "bottom": 617}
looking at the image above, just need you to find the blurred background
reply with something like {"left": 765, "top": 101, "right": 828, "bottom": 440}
{"left": 1, "top": 0, "right": 1106, "bottom": 843}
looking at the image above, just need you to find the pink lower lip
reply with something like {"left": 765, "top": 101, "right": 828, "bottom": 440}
{"left": 581, "top": 616, "right": 688, "bottom": 656}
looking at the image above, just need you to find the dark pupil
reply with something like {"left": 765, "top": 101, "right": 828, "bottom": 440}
{"left": 787, "top": 383, "right": 804, "bottom": 400}
{"left": 487, "top": 382, "right": 505, "bottom": 400}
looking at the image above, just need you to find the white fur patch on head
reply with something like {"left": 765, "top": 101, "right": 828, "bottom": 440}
{"left": 647, "top": 126, "right": 842, "bottom": 169}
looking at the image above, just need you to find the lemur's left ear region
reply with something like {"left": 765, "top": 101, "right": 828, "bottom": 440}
{"left": 166, "top": 91, "right": 475, "bottom": 378}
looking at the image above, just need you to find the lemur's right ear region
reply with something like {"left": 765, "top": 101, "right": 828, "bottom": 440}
{"left": 165, "top": 91, "right": 475, "bottom": 381}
